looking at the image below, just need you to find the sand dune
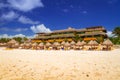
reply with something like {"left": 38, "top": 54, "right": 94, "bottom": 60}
{"left": 0, "top": 48, "right": 120, "bottom": 80}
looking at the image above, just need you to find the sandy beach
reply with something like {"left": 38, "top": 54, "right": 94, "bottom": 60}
{"left": 0, "top": 48, "right": 120, "bottom": 80}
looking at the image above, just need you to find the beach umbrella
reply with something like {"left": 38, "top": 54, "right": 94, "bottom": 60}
{"left": 64, "top": 42, "right": 70, "bottom": 47}
{"left": 45, "top": 42, "right": 51, "bottom": 46}
{"left": 38, "top": 42, "right": 44, "bottom": 47}
{"left": 25, "top": 43, "right": 32, "bottom": 46}
{"left": 70, "top": 41, "right": 76, "bottom": 45}
{"left": 88, "top": 40, "right": 94, "bottom": 46}
{"left": 76, "top": 41, "right": 83, "bottom": 46}
{"left": 93, "top": 40, "right": 99, "bottom": 46}
{"left": 81, "top": 40, "right": 86, "bottom": 45}
{"left": 7, "top": 39, "right": 18, "bottom": 44}
{"left": 61, "top": 41, "right": 65, "bottom": 45}
{"left": 7, "top": 39, "right": 19, "bottom": 48}
{"left": 32, "top": 42, "right": 38, "bottom": 46}
{"left": 102, "top": 39, "right": 113, "bottom": 46}
{"left": 53, "top": 42, "right": 60, "bottom": 46}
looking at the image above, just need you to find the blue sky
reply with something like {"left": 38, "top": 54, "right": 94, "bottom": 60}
{"left": 0, "top": 0, "right": 120, "bottom": 38}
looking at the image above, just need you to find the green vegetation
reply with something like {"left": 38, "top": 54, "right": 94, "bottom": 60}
{"left": 0, "top": 37, "right": 28, "bottom": 43}
{"left": 109, "top": 27, "right": 120, "bottom": 45}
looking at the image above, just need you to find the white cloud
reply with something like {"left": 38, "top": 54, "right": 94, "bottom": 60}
{"left": 0, "top": 34, "right": 35, "bottom": 39}
{"left": 1, "top": 11, "right": 19, "bottom": 20}
{"left": 107, "top": 31, "right": 115, "bottom": 37}
{"left": 30, "top": 24, "right": 52, "bottom": 33}
{"left": 0, "top": 27, "right": 28, "bottom": 32}
{"left": 7, "top": 0, "right": 44, "bottom": 12}
{"left": 18, "top": 16, "right": 39, "bottom": 24}
{"left": 14, "top": 34, "right": 26, "bottom": 37}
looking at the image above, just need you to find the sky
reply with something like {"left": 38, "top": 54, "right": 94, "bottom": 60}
{"left": 0, "top": 0, "right": 120, "bottom": 38}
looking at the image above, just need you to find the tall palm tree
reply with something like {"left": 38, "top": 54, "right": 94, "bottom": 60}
{"left": 112, "top": 27, "right": 120, "bottom": 37}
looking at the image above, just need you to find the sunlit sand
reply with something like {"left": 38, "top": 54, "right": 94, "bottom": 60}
{"left": 0, "top": 48, "right": 120, "bottom": 80}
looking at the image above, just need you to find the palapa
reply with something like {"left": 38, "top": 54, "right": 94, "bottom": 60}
{"left": 64, "top": 42, "right": 70, "bottom": 47}
{"left": 70, "top": 41, "right": 76, "bottom": 45}
{"left": 102, "top": 39, "right": 113, "bottom": 46}
{"left": 53, "top": 42, "right": 60, "bottom": 46}
{"left": 76, "top": 41, "right": 83, "bottom": 46}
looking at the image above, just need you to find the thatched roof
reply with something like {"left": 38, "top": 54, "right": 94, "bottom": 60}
{"left": 38, "top": 42, "right": 44, "bottom": 46}
{"left": 102, "top": 39, "right": 113, "bottom": 46}
{"left": 32, "top": 42, "right": 38, "bottom": 46}
{"left": 61, "top": 41, "right": 65, "bottom": 45}
{"left": 25, "top": 43, "right": 32, "bottom": 46}
{"left": 64, "top": 42, "right": 70, "bottom": 47}
{"left": 76, "top": 41, "right": 83, "bottom": 46}
{"left": 81, "top": 41, "right": 86, "bottom": 45}
{"left": 88, "top": 40, "right": 98, "bottom": 45}
{"left": 45, "top": 42, "right": 51, "bottom": 46}
{"left": 53, "top": 42, "right": 60, "bottom": 46}
{"left": 70, "top": 41, "right": 76, "bottom": 45}
{"left": 7, "top": 39, "right": 18, "bottom": 44}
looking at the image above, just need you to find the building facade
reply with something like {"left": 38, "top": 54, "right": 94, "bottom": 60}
{"left": 32, "top": 26, "right": 107, "bottom": 43}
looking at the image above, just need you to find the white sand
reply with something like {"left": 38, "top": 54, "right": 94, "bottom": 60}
{"left": 0, "top": 48, "right": 120, "bottom": 80}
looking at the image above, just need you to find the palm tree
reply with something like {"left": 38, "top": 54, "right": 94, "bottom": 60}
{"left": 112, "top": 27, "right": 120, "bottom": 37}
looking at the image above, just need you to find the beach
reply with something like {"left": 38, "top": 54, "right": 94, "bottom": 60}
{"left": 0, "top": 48, "right": 120, "bottom": 80}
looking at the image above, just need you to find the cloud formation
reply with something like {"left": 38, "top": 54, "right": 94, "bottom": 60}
{"left": 30, "top": 24, "right": 52, "bottom": 33}
{"left": 0, "top": 34, "right": 35, "bottom": 38}
{"left": 18, "top": 16, "right": 39, "bottom": 24}
{"left": 1, "top": 11, "right": 19, "bottom": 20}
{"left": 0, "top": 27, "right": 28, "bottom": 32}
{"left": 7, "top": 0, "right": 44, "bottom": 12}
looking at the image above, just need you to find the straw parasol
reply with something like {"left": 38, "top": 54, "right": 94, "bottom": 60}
{"left": 81, "top": 41, "right": 86, "bottom": 45}
{"left": 45, "top": 42, "right": 51, "bottom": 46}
{"left": 7, "top": 39, "right": 18, "bottom": 44}
{"left": 61, "top": 41, "right": 65, "bottom": 45}
{"left": 102, "top": 39, "right": 113, "bottom": 50}
{"left": 102, "top": 39, "right": 113, "bottom": 46}
{"left": 53, "top": 42, "right": 60, "bottom": 46}
{"left": 64, "top": 42, "right": 70, "bottom": 47}
{"left": 32, "top": 42, "right": 38, "bottom": 46}
{"left": 76, "top": 41, "right": 83, "bottom": 46}
{"left": 38, "top": 42, "right": 44, "bottom": 47}
{"left": 88, "top": 40, "right": 94, "bottom": 45}
{"left": 7, "top": 39, "right": 19, "bottom": 48}
{"left": 70, "top": 41, "right": 76, "bottom": 45}
{"left": 93, "top": 40, "right": 99, "bottom": 45}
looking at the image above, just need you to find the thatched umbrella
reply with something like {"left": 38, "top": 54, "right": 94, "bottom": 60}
{"left": 25, "top": 43, "right": 32, "bottom": 49}
{"left": 64, "top": 42, "right": 70, "bottom": 47}
{"left": 7, "top": 39, "right": 17, "bottom": 44}
{"left": 38, "top": 42, "right": 44, "bottom": 50}
{"left": 81, "top": 41, "right": 86, "bottom": 45}
{"left": 45, "top": 42, "right": 52, "bottom": 46}
{"left": 102, "top": 39, "right": 113, "bottom": 46}
{"left": 13, "top": 43, "right": 19, "bottom": 48}
{"left": 70, "top": 41, "right": 76, "bottom": 45}
{"left": 88, "top": 40, "right": 94, "bottom": 46}
{"left": 38, "top": 42, "right": 44, "bottom": 47}
{"left": 32, "top": 42, "right": 38, "bottom": 49}
{"left": 7, "top": 39, "right": 18, "bottom": 48}
{"left": 53, "top": 42, "right": 60, "bottom": 46}
{"left": 32, "top": 42, "right": 38, "bottom": 46}
{"left": 76, "top": 41, "right": 83, "bottom": 46}
{"left": 102, "top": 39, "right": 113, "bottom": 50}
{"left": 61, "top": 41, "right": 65, "bottom": 45}
{"left": 93, "top": 40, "right": 99, "bottom": 46}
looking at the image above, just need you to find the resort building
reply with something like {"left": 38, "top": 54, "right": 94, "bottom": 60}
{"left": 32, "top": 26, "right": 107, "bottom": 43}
